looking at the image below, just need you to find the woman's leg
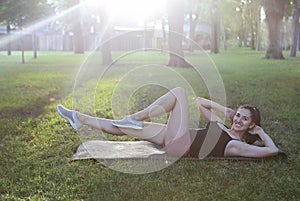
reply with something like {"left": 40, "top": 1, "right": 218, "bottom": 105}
{"left": 129, "top": 88, "right": 179, "bottom": 121}
{"left": 117, "top": 87, "right": 191, "bottom": 156}
{"left": 76, "top": 112, "right": 166, "bottom": 145}
{"left": 160, "top": 87, "right": 191, "bottom": 156}
{"left": 111, "top": 88, "right": 180, "bottom": 130}
{"left": 76, "top": 112, "right": 124, "bottom": 135}
{"left": 59, "top": 87, "right": 191, "bottom": 155}
{"left": 58, "top": 104, "right": 166, "bottom": 143}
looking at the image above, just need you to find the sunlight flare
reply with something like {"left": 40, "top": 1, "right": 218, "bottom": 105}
{"left": 85, "top": 0, "right": 166, "bottom": 23}
{"left": 0, "top": 4, "right": 80, "bottom": 50}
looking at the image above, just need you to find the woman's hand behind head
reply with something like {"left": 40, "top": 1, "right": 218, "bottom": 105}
{"left": 225, "top": 108, "right": 235, "bottom": 123}
{"left": 248, "top": 125, "right": 265, "bottom": 135}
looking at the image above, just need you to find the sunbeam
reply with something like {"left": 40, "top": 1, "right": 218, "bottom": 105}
{"left": 0, "top": 3, "right": 80, "bottom": 50}
{"left": 85, "top": 0, "right": 166, "bottom": 25}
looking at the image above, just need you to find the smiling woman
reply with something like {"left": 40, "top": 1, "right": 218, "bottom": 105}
{"left": 58, "top": 86, "right": 281, "bottom": 159}
{"left": 85, "top": 0, "right": 166, "bottom": 23}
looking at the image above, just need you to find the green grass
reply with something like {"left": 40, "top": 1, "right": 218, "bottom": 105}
{"left": 0, "top": 49, "right": 299, "bottom": 200}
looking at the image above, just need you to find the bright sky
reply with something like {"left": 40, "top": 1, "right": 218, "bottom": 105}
{"left": 85, "top": 0, "right": 166, "bottom": 25}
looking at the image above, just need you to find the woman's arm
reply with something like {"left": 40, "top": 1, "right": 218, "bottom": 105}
{"left": 249, "top": 126, "right": 277, "bottom": 149}
{"left": 196, "top": 97, "right": 235, "bottom": 123}
{"left": 226, "top": 141, "right": 279, "bottom": 158}
{"left": 226, "top": 126, "right": 279, "bottom": 158}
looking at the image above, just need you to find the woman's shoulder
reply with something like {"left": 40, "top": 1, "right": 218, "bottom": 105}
{"left": 203, "top": 121, "right": 230, "bottom": 135}
{"left": 212, "top": 121, "right": 241, "bottom": 140}
{"left": 207, "top": 121, "right": 229, "bottom": 130}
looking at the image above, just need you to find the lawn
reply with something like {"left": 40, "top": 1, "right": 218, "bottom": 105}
{"left": 0, "top": 49, "right": 299, "bottom": 200}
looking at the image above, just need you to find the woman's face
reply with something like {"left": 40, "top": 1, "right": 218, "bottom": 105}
{"left": 231, "top": 108, "right": 255, "bottom": 132}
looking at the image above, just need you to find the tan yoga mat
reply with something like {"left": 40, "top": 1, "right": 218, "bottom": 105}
{"left": 71, "top": 140, "right": 288, "bottom": 161}
{"left": 72, "top": 140, "right": 166, "bottom": 160}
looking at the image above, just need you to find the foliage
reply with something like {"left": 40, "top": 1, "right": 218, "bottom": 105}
{"left": 0, "top": 0, "right": 50, "bottom": 26}
{"left": 0, "top": 49, "right": 299, "bottom": 200}
{"left": 1, "top": 0, "right": 298, "bottom": 60}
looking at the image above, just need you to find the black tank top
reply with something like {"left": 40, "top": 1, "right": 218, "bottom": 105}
{"left": 188, "top": 122, "right": 235, "bottom": 158}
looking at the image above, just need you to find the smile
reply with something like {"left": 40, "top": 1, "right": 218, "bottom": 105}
{"left": 234, "top": 123, "right": 243, "bottom": 128}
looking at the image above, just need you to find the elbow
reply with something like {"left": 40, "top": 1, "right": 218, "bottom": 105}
{"left": 196, "top": 97, "right": 202, "bottom": 106}
{"left": 196, "top": 97, "right": 210, "bottom": 109}
{"left": 261, "top": 146, "right": 279, "bottom": 157}
{"left": 196, "top": 97, "right": 204, "bottom": 110}
{"left": 270, "top": 147, "right": 279, "bottom": 156}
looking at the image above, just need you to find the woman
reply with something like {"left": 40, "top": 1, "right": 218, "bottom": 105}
{"left": 57, "top": 87, "right": 279, "bottom": 158}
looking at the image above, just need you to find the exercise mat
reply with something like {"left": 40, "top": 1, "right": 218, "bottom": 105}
{"left": 71, "top": 140, "right": 287, "bottom": 161}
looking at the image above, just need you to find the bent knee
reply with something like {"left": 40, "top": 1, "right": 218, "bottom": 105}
{"left": 171, "top": 87, "right": 186, "bottom": 96}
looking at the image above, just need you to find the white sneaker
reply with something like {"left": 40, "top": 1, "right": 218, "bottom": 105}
{"left": 111, "top": 116, "right": 143, "bottom": 130}
{"left": 57, "top": 105, "right": 83, "bottom": 131}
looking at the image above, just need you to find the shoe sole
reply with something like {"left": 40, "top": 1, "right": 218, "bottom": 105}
{"left": 57, "top": 105, "right": 78, "bottom": 131}
{"left": 111, "top": 121, "right": 143, "bottom": 130}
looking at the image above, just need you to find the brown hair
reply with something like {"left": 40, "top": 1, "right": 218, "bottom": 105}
{"left": 237, "top": 104, "right": 262, "bottom": 144}
{"left": 238, "top": 104, "right": 261, "bottom": 126}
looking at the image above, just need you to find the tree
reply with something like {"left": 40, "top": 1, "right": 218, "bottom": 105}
{"left": 98, "top": 4, "right": 112, "bottom": 66}
{"left": 0, "top": 0, "right": 50, "bottom": 62}
{"left": 229, "top": 1, "right": 250, "bottom": 47}
{"left": 186, "top": 0, "right": 210, "bottom": 52}
{"left": 166, "top": 0, "right": 192, "bottom": 67}
{"left": 290, "top": 0, "right": 300, "bottom": 57}
{"left": 262, "top": 0, "right": 289, "bottom": 59}
{"left": 216, "top": 0, "right": 236, "bottom": 50}
{"left": 186, "top": 0, "right": 200, "bottom": 52}
{"left": 243, "top": 0, "right": 262, "bottom": 50}
{"left": 211, "top": 3, "right": 219, "bottom": 53}
{"left": 67, "top": 0, "right": 84, "bottom": 54}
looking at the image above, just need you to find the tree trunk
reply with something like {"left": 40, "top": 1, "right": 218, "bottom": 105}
{"left": 73, "top": 24, "right": 84, "bottom": 54}
{"left": 72, "top": 0, "right": 84, "bottom": 54}
{"left": 282, "top": 17, "right": 289, "bottom": 51}
{"left": 264, "top": 11, "right": 284, "bottom": 59}
{"left": 6, "top": 24, "right": 11, "bottom": 56}
{"left": 19, "top": 18, "right": 25, "bottom": 64}
{"left": 256, "top": 6, "right": 262, "bottom": 51}
{"left": 250, "top": 23, "right": 255, "bottom": 50}
{"left": 189, "top": 12, "right": 198, "bottom": 52}
{"left": 167, "top": 0, "right": 192, "bottom": 68}
{"left": 33, "top": 32, "right": 38, "bottom": 59}
{"left": 99, "top": 5, "right": 112, "bottom": 66}
{"left": 21, "top": 34, "right": 25, "bottom": 64}
{"left": 211, "top": 4, "right": 219, "bottom": 54}
{"left": 101, "top": 31, "right": 112, "bottom": 66}
{"left": 263, "top": 0, "right": 287, "bottom": 59}
{"left": 290, "top": 0, "right": 300, "bottom": 57}
{"left": 249, "top": 7, "right": 255, "bottom": 50}
{"left": 298, "top": 30, "right": 300, "bottom": 50}
{"left": 223, "top": 26, "right": 228, "bottom": 50}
